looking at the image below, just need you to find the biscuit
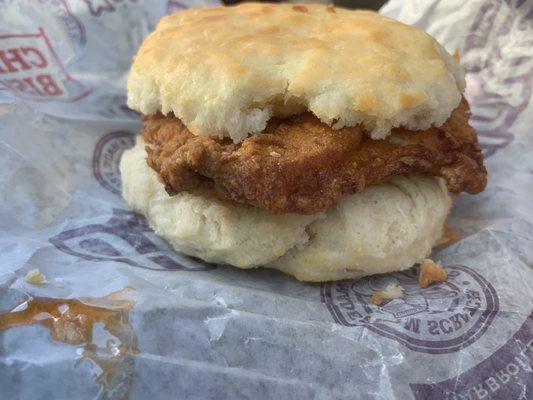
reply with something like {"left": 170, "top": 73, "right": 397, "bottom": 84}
{"left": 120, "top": 140, "right": 321, "bottom": 268}
{"left": 120, "top": 140, "right": 451, "bottom": 281}
{"left": 127, "top": 3, "right": 465, "bottom": 142}
{"left": 268, "top": 176, "right": 452, "bottom": 281}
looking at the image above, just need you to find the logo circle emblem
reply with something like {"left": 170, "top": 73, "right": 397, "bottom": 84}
{"left": 93, "top": 130, "right": 135, "bottom": 195}
{"left": 321, "top": 265, "right": 499, "bottom": 354}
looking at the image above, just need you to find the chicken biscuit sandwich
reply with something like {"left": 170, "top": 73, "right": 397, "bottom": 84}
{"left": 121, "top": 3, "right": 487, "bottom": 281}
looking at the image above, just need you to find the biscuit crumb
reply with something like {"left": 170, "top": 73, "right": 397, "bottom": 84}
{"left": 453, "top": 50, "right": 461, "bottom": 61}
{"left": 25, "top": 269, "right": 46, "bottom": 285}
{"left": 51, "top": 310, "right": 91, "bottom": 345}
{"left": 270, "top": 151, "right": 281, "bottom": 157}
{"left": 419, "top": 259, "right": 447, "bottom": 288}
{"left": 371, "top": 283, "right": 404, "bottom": 306}
{"left": 292, "top": 5, "right": 308, "bottom": 12}
{"left": 326, "top": 4, "right": 335, "bottom": 13}
{"left": 436, "top": 226, "right": 459, "bottom": 246}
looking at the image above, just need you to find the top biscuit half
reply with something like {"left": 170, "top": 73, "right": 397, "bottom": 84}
{"left": 127, "top": 3, "right": 465, "bottom": 143}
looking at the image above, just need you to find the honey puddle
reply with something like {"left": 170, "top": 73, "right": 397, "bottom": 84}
{"left": 0, "top": 291, "right": 137, "bottom": 399}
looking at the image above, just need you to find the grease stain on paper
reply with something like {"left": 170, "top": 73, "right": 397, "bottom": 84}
{"left": 0, "top": 290, "right": 137, "bottom": 399}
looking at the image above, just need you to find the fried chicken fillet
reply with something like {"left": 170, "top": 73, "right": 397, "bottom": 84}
{"left": 142, "top": 98, "right": 486, "bottom": 215}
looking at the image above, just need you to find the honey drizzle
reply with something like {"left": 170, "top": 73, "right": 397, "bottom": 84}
{"left": 0, "top": 293, "right": 137, "bottom": 399}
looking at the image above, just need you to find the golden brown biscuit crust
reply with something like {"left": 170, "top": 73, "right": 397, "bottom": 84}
{"left": 127, "top": 3, "right": 465, "bottom": 142}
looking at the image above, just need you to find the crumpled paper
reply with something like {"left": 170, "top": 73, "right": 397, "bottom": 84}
{"left": 1, "top": 0, "right": 532, "bottom": 399}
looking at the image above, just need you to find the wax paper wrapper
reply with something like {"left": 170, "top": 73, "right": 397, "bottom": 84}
{"left": 1, "top": 0, "right": 532, "bottom": 399}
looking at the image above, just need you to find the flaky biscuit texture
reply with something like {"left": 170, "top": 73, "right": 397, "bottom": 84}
{"left": 120, "top": 140, "right": 451, "bottom": 281}
{"left": 127, "top": 3, "right": 465, "bottom": 142}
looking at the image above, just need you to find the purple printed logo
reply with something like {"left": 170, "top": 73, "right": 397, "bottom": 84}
{"left": 49, "top": 208, "right": 216, "bottom": 272}
{"left": 93, "top": 130, "right": 135, "bottom": 195}
{"left": 411, "top": 312, "right": 533, "bottom": 399}
{"left": 463, "top": 0, "right": 533, "bottom": 157}
{"left": 40, "top": 0, "right": 87, "bottom": 49}
{"left": 321, "top": 265, "right": 499, "bottom": 354}
{"left": 83, "top": 0, "right": 138, "bottom": 17}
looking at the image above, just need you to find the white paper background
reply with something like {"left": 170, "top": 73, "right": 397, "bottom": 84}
{"left": 1, "top": 1, "right": 532, "bottom": 399}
